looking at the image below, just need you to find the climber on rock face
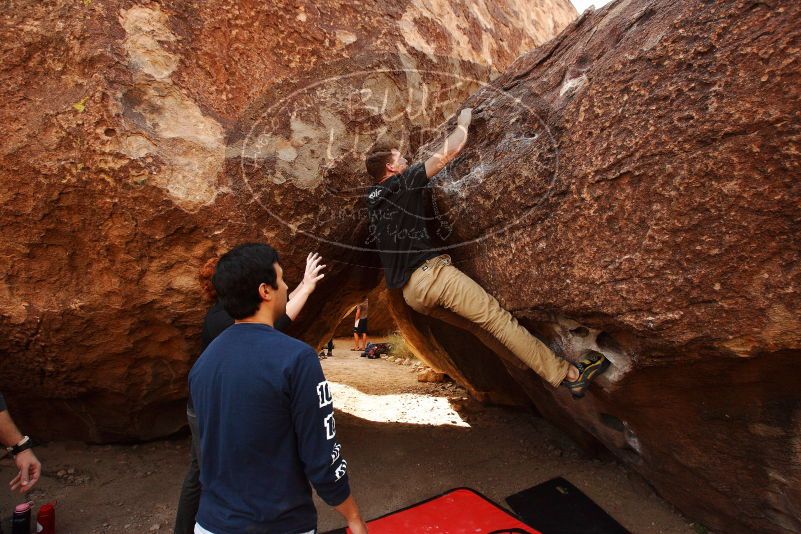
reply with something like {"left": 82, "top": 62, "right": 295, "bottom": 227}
{"left": 364, "top": 108, "right": 609, "bottom": 398}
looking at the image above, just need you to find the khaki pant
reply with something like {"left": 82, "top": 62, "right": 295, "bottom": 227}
{"left": 402, "top": 255, "right": 570, "bottom": 388}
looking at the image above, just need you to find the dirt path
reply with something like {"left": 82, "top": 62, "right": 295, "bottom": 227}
{"left": 316, "top": 341, "right": 696, "bottom": 533}
{"left": 0, "top": 339, "right": 696, "bottom": 533}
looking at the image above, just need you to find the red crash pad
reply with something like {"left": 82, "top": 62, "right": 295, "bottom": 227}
{"left": 348, "top": 488, "right": 541, "bottom": 533}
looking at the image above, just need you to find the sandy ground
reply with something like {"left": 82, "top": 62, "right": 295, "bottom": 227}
{"left": 0, "top": 339, "right": 697, "bottom": 533}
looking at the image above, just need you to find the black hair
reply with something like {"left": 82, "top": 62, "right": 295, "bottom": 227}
{"left": 212, "top": 243, "right": 280, "bottom": 319}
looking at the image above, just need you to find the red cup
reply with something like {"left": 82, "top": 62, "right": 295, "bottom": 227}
{"left": 35, "top": 503, "right": 56, "bottom": 534}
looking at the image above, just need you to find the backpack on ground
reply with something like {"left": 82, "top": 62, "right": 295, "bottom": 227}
{"left": 363, "top": 342, "right": 392, "bottom": 359}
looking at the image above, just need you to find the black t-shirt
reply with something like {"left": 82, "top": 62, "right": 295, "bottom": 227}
{"left": 366, "top": 162, "right": 438, "bottom": 288}
{"left": 201, "top": 301, "right": 293, "bottom": 352}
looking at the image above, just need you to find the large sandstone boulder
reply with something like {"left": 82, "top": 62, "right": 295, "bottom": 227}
{"left": 389, "top": 0, "right": 800, "bottom": 532}
{"left": 3, "top": 0, "right": 798, "bottom": 530}
{"left": 0, "top": 0, "right": 575, "bottom": 441}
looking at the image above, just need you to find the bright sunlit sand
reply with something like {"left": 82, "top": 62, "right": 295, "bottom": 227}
{"left": 329, "top": 381, "right": 470, "bottom": 428}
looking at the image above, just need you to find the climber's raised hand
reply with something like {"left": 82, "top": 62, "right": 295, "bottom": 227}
{"left": 425, "top": 108, "right": 472, "bottom": 178}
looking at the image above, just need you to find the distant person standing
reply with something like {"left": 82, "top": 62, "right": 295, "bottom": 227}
{"left": 351, "top": 296, "right": 369, "bottom": 351}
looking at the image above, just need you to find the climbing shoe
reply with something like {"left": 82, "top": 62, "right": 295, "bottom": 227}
{"left": 562, "top": 350, "right": 610, "bottom": 399}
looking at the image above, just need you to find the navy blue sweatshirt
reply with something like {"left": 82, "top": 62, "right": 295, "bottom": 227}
{"left": 189, "top": 323, "right": 350, "bottom": 533}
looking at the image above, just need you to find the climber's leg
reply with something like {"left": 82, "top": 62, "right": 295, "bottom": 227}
{"left": 403, "top": 255, "right": 570, "bottom": 388}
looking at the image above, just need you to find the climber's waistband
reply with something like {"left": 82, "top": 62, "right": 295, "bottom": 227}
{"left": 418, "top": 254, "right": 451, "bottom": 272}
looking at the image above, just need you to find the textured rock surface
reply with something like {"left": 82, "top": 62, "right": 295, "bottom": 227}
{"left": 0, "top": 0, "right": 575, "bottom": 441}
{"left": 416, "top": 368, "right": 447, "bottom": 383}
{"left": 393, "top": 0, "right": 800, "bottom": 532}
{"left": 3, "top": 0, "right": 799, "bottom": 530}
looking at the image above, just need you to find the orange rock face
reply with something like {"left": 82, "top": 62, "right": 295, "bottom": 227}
{"left": 390, "top": 1, "right": 801, "bottom": 532}
{"left": 0, "top": 0, "right": 575, "bottom": 441}
{"left": 5, "top": 0, "right": 797, "bottom": 530}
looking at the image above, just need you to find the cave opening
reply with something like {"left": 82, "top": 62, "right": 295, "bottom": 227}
{"left": 318, "top": 283, "right": 470, "bottom": 429}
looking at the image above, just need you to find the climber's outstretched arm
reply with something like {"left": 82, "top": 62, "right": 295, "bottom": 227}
{"left": 425, "top": 108, "right": 472, "bottom": 178}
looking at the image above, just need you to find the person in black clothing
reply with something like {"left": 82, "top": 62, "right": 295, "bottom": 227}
{"left": 364, "top": 108, "right": 610, "bottom": 397}
{"left": 173, "top": 251, "right": 327, "bottom": 534}
{"left": 200, "top": 252, "right": 325, "bottom": 347}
